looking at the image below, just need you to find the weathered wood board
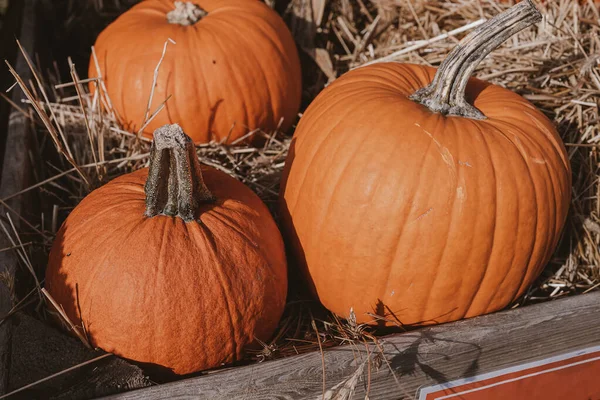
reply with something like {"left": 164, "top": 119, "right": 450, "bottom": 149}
{"left": 105, "top": 290, "right": 600, "bottom": 400}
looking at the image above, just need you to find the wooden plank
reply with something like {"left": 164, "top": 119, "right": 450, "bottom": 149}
{"left": 104, "top": 290, "right": 600, "bottom": 400}
{"left": 0, "top": 0, "right": 36, "bottom": 395}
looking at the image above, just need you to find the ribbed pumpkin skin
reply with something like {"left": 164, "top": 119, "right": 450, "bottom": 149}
{"left": 89, "top": 0, "right": 301, "bottom": 144}
{"left": 280, "top": 63, "right": 571, "bottom": 326}
{"left": 46, "top": 167, "right": 287, "bottom": 374}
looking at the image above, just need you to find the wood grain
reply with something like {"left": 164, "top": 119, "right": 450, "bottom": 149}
{"left": 104, "top": 290, "right": 600, "bottom": 400}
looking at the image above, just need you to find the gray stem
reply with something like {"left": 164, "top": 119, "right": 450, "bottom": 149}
{"left": 145, "top": 124, "right": 215, "bottom": 222}
{"left": 166, "top": 1, "right": 207, "bottom": 26}
{"left": 409, "top": 0, "right": 542, "bottom": 119}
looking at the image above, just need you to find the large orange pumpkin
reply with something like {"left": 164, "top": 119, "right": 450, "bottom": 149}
{"left": 46, "top": 124, "right": 287, "bottom": 374}
{"left": 89, "top": 0, "right": 302, "bottom": 144}
{"left": 280, "top": 1, "right": 571, "bottom": 326}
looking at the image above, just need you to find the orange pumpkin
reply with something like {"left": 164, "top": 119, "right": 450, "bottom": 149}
{"left": 280, "top": 1, "right": 571, "bottom": 326}
{"left": 46, "top": 124, "right": 288, "bottom": 374}
{"left": 89, "top": 0, "right": 302, "bottom": 144}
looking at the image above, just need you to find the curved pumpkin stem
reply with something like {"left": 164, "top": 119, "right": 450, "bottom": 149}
{"left": 145, "top": 124, "right": 215, "bottom": 222}
{"left": 410, "top": 0, "right": 542, "bottom": 120}
{"left": 167, "top": 1, "right": 207, "bottom": 26}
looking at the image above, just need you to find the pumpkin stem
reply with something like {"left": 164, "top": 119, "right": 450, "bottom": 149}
{"left": 409, "top": 0, "right": 541, "bottom": 119}
{"left": 145, "top": 124, "right": 215, "bottom": 222}
{"left": 167, "top": 1, "right": 207, "bottom": 26}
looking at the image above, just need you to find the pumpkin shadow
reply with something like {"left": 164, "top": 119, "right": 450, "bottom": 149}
{"left": 367, "top": 298, "right": 482, "bottom": 383}
{"left": 277, "top": 138, "right": 318, "bottom": 299}
{"left": 207, "top": 98, "right": 224, "bottom": 142}
{"left": 371, "top": 299, "right": 459, "bottom": 331}
{"left": 133, "top": 360, "right": 179, "bottom": 382}
{"left": 466, "top": 76, "right": 493, "bottom": 109}
{"left": 388, "top": 330, "right": 482, "bottom": 383}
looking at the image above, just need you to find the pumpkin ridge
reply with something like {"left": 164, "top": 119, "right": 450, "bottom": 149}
{"left": 487, "top": 120, "right": 554, "bottom": 302}
{"left": 376, "top": 164, "right": 417, "bottom": 320}
{"left": 118, "top": 59, "right": 131, "bottom": 129}
{"left": 362, "top": 65, "right": 427, "bottom": 96}
{"left": 509, "top": 117, "right": 560, "bottom": 232}
{"left": 491, "top": 116, "right": 566, "bottom": 223}
{"left": 210, "top": 7, "right": 300, "bottom": 135}
{"left": 203, "top": 205, "right": 284, "bottom": 301}
{"left": 77, "top": 213, "right": 149, "bottom": 335}
{"left": 520, "top": 110, "right": 570, "bottom": 173}
{"left": 202, "top": 19, "right": 249, "bottom": 141}
{"left": 401, "top": 64, "right": 436, "bottom": 94}
{"left": 242, "top": 10, "right": 301, "bottom": 121}
{"left": 187, "top": 25, "right": 214, "bottom": 142}
{"left": 474, "top": 119, "right": 536, "bottom": 314}
{"left": 488, "top": 117, "right": 556, "bottom": 265}
{"left": 446, "top": 118, "right": 480, "bottom": 320}
{"left": 478, "top": 120, "right": 532, "bottom": 314}
{"left": 320, "top": 75, "right": 403, "bottom": 98}
{"left": 206, "top": 209, "right": 266, "bottom": 257}
{"left": 239, "top": 16, "right": 282, "bottom": 128}
{"left": 166, "top": 23, "right": 184, "bottom": 137}
{"left": 236, "top": 4, "right": 296, "bottom": 62}
{"left": 309, "top": 115, "right": 378, "bottom": 303}
{"left": 196, "top": 223, "right": 241, "bottom": 361}
{"left": 310, "top": 109, "right": 376, "bottom": 233}
{"left": 377, "top": 113, "right": 443, "bottom": 320}
{"left": 447, "top": 116, "right": 482, "bottom": 320}
{"left": 297, "top": 111, "right": 370, "bottom": 227}
{"left": 462, "top": 119, "right": 500, "bottom": 317}
{"left": 432, "top": 116, "right": 471, "bottom": 320}
{"left": 488, "top": 111, "right": 564, "bottom": 167}
{"left": 61, "top": 195, "right": 142, "bottom": 264}
{"left": 481, "top": 132, "right": 525, "bottom": 314}
{"left": 290, "top": 95, "right": 386, "bottom": 215}
{"left": 351, "top": 131, "right": 404, "bottom": 311}
{"left": 295, "top": 82, "right": 380, "bottom": 137}
{"left": 214, "top": 16, "right": 261, "bottom": 135}
{"left": 146, "top": 217, "right": 170, "bottom": 363}
{"left": 207, "top": 18, "right": 250, "bottom": 134}
{"left": 223, "top": 7, "right": 299, "bottom": 131}
{"left": 413, "top": 116, "right": 464, "bottom": 323}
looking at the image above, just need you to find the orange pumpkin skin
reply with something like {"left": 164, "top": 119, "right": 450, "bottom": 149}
{"left": 46, "top": 167, "right": 287, "bottom": 374}
{"left": 89, "top": 0, "right": 302, "bottom": 144}
{"left": 280, "top": 63, "right": 571, "bottom": 326}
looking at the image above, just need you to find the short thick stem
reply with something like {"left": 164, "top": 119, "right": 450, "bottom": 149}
{"left": 410, "top": 0, "right": 542, "bottom": 119}
{"left": 145, "top": 124, "right": 215, "bottom": 222}
{"left": 167, "top": 1, "right": 207, "bottom": 26}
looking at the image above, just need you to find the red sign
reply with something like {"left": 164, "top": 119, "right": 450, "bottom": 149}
{"left": 418, "top": 346, "right": 600, "bottom": 400}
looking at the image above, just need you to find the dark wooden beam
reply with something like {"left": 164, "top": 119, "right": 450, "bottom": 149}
{"left": 0, "top": 0, "right": 36, "bottom": 394}
{"left": 104, "top": 290, "right": 600, "bottom": 400}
